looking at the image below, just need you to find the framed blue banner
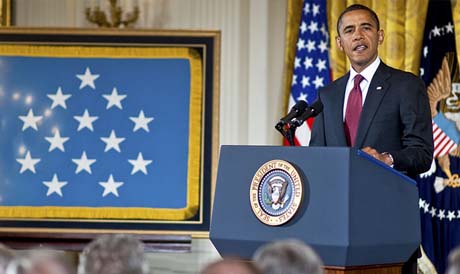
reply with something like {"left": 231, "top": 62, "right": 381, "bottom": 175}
{"left": 0, "top": 28, "right": 219, "bottom": 238}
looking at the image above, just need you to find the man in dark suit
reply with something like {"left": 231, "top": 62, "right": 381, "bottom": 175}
{"left": 309, "top": 4, "right": 433, "bottom": 178}
{"left": 309, "top": 4, "right": 433, "bottom": 274}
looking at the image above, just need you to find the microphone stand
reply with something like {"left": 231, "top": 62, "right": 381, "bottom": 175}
{"left": 275, "top": 122, "right": 297, "bottom": 146}
{"left": 286, "top": 124, "right": 296, "bottom": 146}
{"left": 275, "top": 122, "right": 286, "bottom": 137}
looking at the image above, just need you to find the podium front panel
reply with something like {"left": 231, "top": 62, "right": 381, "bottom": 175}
{"left": 210, "top": 145, "right": 420, "bottom": 266}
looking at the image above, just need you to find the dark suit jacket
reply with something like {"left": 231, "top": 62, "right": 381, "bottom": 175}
{"left": 309, "top": 62, "right": 434, "bottom": 177}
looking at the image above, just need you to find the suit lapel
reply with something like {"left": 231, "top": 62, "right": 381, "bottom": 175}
{"left": 354, "top": 63, "right": 392, "bottom": 148}
{"left": 330, "top": 74, "right": 349, "bottom": 146}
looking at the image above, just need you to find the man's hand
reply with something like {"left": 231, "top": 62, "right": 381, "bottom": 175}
{"left": 361, "top": 146, "right": 394, "bottom": 166}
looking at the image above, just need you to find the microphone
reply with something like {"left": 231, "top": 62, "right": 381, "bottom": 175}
{"left": 289, "top": 100, "right": 323, "bottom": 128}
{"left": 275, "top": 100, "right": 308, "bottom": 130}
{"left": 275, "top": 100, "right": 308, "bottom": 147}
{"left": 279, "top": 100, "right": 308, "bottom": 124}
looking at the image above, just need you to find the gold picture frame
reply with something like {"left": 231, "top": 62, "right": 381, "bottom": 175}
{"left": 0, "top": 28, "right": 220, "bottom": 243}
{"left": 0, "top": 0, "right": 11, "bottom": 26}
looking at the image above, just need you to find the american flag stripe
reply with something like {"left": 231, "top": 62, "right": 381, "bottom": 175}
{"left": 433, "top": 123, "right": 442, "bottom": 139}
{"left": 288, "top": 95, "right": 310, "bottom": 146}
{"left": 433, "top": 131, "right": 447, "bottom": 147}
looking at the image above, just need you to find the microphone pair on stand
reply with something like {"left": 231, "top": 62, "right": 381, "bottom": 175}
{"left": 275, "top": 100, "right": 324, "bottom": 146}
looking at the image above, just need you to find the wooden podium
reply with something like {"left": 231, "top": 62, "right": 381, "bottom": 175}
{"left": 324, "top": 264, "right": 403, "bottom": 274}
{"left": 210, "top": 146, "right": 420, "bottom": 273}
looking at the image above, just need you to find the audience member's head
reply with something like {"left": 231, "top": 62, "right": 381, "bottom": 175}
{"left": 78, "top": 234, "right": 148, "bottom": 274}
{"left": 201, "top": 258, "right": 261, "bottom": 274}
{"left": 447, "top": 245, "right": 460, "bottom": 274}
{"left": 0, "top": 244, "right": 15, "bottom": 274}
{"left": 5, "top": 249, "right": 75, "bottom": 274}
{"left": 253, "top": 239, "right": 324, "bottom": 274}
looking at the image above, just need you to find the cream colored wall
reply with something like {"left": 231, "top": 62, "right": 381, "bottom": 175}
{"left": 13, "top": 0, "right": 287, "bottom": 146}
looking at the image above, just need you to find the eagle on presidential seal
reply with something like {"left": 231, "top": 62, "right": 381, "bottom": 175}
{"left": 265, "top": 176, "right": 290, "bottom": 210}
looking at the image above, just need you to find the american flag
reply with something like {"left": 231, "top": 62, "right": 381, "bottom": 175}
{"left": 0, "top": 54, "right": 192, "bottom": 218}
{"left": 288, "top": 0, "right": 331, "bottom": 146}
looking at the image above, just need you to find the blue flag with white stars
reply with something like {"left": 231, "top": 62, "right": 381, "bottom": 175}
{"left": 417, "top": 0, "right": 460, "bottom": 273}
{"left": 0, "top": 52, "right": 195, "bottom": 219}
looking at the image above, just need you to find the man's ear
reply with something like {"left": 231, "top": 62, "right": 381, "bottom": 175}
{"left": 336, "top": 36, "right": 343, "bottom": 51}
{"left": 378, "top": 29, "right": 384, "bottom": 45}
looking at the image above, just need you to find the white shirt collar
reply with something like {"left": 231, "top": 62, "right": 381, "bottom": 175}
{"left": 342, "top": 57, "right": 381, "bottom": 119}
{"left": 349, "top": 57, "right": 381, "bottom": 83}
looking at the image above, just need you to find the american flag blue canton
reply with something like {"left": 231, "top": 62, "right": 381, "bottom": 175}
{"left": 291, "top": 0, "right": 331, "bottom": 105}
{"left": 0, "top": 56, "right": 191, "bottom": 209}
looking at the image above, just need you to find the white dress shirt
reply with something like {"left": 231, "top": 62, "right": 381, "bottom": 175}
{"left": 343, "top": 57, "right": 381, "bottom": 121}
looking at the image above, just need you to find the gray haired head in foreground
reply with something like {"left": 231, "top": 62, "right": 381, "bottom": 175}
{"left": 78, "top": 234, "right": 148, "bottom": 274}
{"left": 447, "top": 245, "right": 460, "bottom": 274}
{"left": 253, "top": 239, "right": 323, "bottom": 274}
{"left": 201, "top": 257, "right": 261, "bottom": 274}
{"left": 5, "top": 249, "right": 75, "bottom": 274}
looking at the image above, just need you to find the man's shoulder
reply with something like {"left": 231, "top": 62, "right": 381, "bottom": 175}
{"left": 380, "top": 62, "right": 422, "bottom": 83}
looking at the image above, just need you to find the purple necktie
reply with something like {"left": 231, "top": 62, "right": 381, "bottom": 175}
{"left": 344, "top": 74, "right": 364, "bottom": 146}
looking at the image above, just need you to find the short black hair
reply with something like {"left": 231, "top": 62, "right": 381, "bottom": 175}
{"left": 337, "top": 4, "right": 380, "bottom": 35}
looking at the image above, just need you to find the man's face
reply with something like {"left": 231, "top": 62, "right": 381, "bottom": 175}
{"left": 336, "top": 9, "right": 384, "bottom": 72}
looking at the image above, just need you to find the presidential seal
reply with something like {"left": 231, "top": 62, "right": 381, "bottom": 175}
{"left": 249, "top": 159, "right": 303, "bottom": 226}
